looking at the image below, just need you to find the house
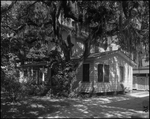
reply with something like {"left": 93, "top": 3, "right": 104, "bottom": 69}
{"left": 18, "top": 61, "right": 48, "bottom": 84}
{"left": 18, "top": 17, "right": 136, "bottom": 95}
{"left": 56, "top": 18, "right": 138, "bottom": 94}
{"left": 71, "top": 50, "right": 137, "bottom": 94}
{"left": 18, "top": 49, "right": 137, "bottom": 95}
{"left": 133, "top": 58, "right": 149, "bottom": 90}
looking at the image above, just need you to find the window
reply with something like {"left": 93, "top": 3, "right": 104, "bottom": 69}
{"left": 98, "top": 64, "right": 103, "bottom": 82}
{"left": 104, "top": 65, "right": 109, "bottom": 82}
{"left": 83, "top": 64, "right": 90, "bottom": 82}
{"left": 98, "top": 64, "right": 109, "bottom": 82}
{"left": 119, "top": 66, "right": 124, "bottom": 82}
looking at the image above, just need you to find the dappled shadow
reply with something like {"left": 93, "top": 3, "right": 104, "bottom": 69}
{"left": 1, "top": 92, "right": 149, "bottom": 118}
{"left": 105, "top": 96, "right": 149, "bottom": 111}
{"left": 1, "top": 95, "right": 71, "bottom": 118}
{"left": 49, "top": 94, "right": 149, "bottom": 118}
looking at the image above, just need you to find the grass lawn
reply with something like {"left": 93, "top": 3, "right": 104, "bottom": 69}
{"left": 1, "top": 91, "right": 149, "bottom": 118}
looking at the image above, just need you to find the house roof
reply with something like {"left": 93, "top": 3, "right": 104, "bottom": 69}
{"left": 19, "top": 61, "right": 49, "bottom": 68}
{"left": 87, "top": 50, "right": 137, "bottom": 67}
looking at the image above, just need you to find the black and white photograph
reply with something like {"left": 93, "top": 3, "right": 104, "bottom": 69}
{"left": 1, "top": 1, "right": 149, "bottom": 118}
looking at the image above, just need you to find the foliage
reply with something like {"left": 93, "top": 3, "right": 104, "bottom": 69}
{"left": 1, "top": 66, "right": 23, "bottom": 102}
{"left": 1, "top": 1, "right": 51, "bottom": 66}
{"left": 1, "top": 1, "right": 149, "bottom": 63}
{"left": 2, "top": 77, "right": 22, "bottom": 101}
{"left": 21, "top": 82, "right": 46, "bottom": 96}
{"left": 1, "top": 1, "right": 149, "bottom": 97}
{"left": 51, "top": 74, "right": 71, "bottom": 97}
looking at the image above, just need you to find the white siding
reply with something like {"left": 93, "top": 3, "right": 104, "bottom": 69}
{"left": 72, "top": 61, "right": 94, "bottom": 93}
{"left": 80, "top": 62, "right": 94, "bottom": 93}
{"left": 133, "top": 76, "right": 149, "bottom": 90}
{"left": 93, "top": 54, "right": 133, "bottom": 93}
{"left": 54, "top": 29, "right": 134, "bottom": 93}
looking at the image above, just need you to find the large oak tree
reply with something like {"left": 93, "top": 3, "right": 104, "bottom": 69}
{"left": 1, "top": 1, "right": 149, "bottom": 95}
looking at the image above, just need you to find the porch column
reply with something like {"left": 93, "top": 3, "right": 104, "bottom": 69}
{"left": 27, "top": 67, "right": 30, "bottom": 81}
{"left": 42, "top": 67, "right": 45, "bottom": 82}
{"left": 31, "top": 67, "right": 33, "bottom": 81}
{"left": 19, "top": 69, "right": 24, "bottom": 83}
{"left": 38, "top": 69, "right": 40, "bottom": 85}
{"left": 36, "top": 69, "right": 39, "bottom": 85}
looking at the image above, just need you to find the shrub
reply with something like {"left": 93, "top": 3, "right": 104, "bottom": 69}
{"left": 50, "top": 73, "right": 71, "bottom": 97}
{"left": 2, "top": 77, "right": 23, "bottom": 101}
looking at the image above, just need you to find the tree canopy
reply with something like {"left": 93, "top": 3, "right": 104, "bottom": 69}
{"left": 1, "top": 1, "right": 149, "bottom": 67}
{"left": 1, "top": 0, "right": 149, "bottom": 97}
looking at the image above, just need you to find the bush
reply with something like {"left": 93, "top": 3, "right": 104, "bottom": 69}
{"left": 2, "top": 77, "right": 23, "bottom": 101}
{"left": 50, "top": 74, "right": 71, "bottom": 97}
{"left": 19, "top": 80, "right": 51, "bottom": 96}
{"left": 2, "top": 69, "right": 38, "bottom": 101}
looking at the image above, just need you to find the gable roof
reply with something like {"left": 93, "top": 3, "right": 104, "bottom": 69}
{"left": 87, "top": 50, "right": 137, "bottom": 67}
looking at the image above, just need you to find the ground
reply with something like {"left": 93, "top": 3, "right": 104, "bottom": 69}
{"left": 1, "top": 90, "right": 149, "bottom": 118}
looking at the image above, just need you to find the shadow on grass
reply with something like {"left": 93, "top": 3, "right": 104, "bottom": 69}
{"left": 56, "top": 95, "right": 149, "bottom": 118}
{"left": 104, "top": 96, "right": 149, "bottom": 111}
{"left": 1, "top": 94, "right": 71, "bottom": 118}
{"left": 1, "top": 92, "right": 149, "bottom": 118}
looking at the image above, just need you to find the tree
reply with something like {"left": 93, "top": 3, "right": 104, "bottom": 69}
{"left": 1, "top": 1, "right": 149, "bottom": 96}
{"left": 1, "top": 1, "right": 51, "bottom": 65}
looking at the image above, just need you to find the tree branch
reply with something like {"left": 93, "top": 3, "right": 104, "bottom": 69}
{"left": 1, "top": 1, "right": 17, "bottom": 15}
{"left": 62, "top": 1, "right": 79, "bottom": 22}
{"left": 1, "top": 24, "right": 26, "bottom": 34}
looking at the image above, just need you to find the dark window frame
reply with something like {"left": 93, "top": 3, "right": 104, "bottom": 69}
{"left": 98, "top": 64, "right": 109, "bottom": 83}
{"left": 119, "top": 66, "right": 124, "bottom": 82}
{"left": 98, "top": 64, "right": 103, "bottom": 82}
{"left": 104, "top": 65, "right": 109, "bottom": 82}
{"left": 82, "top": 64, "right": 90, "bottom": 82}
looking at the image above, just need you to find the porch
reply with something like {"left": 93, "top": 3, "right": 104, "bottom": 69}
{"left": 19, "top": 62, "right": 49, "bottom": 84}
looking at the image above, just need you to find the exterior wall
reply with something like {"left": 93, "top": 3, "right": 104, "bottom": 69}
{"left": 133, "top": 73, "right": 149, "bottom": 90}
{"left": 80, "top": 61, "right": 94, "bottom": 93}
{"left": 133, "top": 67, "right": 149, "bottom": 90}
{"left": 125, "top": 64, "right": 133, "bottom": 91}
{"left": 73, "top": 53, "right": 133, "bottom": 93}
{"left": 71, "top": 61, "right": 94, "bottom": 93}
{"left": 133, "top": 77, "right": 149, "bottom": 90}
{"left": 93, "top": 54, "right": 133, "bottom": 93}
